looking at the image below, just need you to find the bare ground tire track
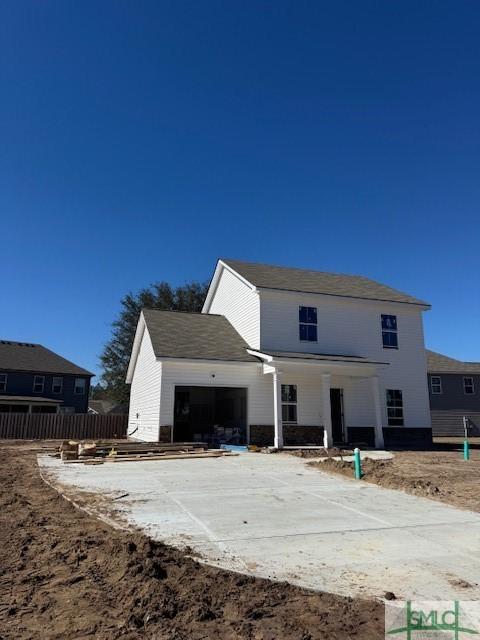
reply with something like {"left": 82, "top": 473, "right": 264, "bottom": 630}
{"left": 0, "top": 443, "right": 383, "bottom": 639}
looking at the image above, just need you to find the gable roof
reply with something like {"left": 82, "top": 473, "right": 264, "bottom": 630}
{"left": 142, "top": 309, "right": 259, "bottom": 362}
{"left": 426, "top": 349, "right": 480, "bottom": 374}
{"left": 0, "top": 340, "right": 93, "bottom": 376}
{"left": 220, "top": 259, "right": 429, "bottom": 307}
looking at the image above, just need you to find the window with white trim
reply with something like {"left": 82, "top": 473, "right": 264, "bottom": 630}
{"left": 33, "top": 375, "right": 45, "bottom": 393}
{"left": 74, "top": 378, "right": 86, "bottom": 395}
{"left": 299, "top": 306, "right": 317, "bottom": 342}
{"left": 464, "top": 377, "right": 475, "bottom": 395}
{"left": 52, "top": 376, "right": 63, "bottom": 394}
{"left": 281, "top": 384, "right": 297, "bottom": 424}
{"left": 381, "top": 314, "right": 398, "bottom": 349}
{"left": 0, "top": 373, "right": 7, "bottom": 392}
{"left": 430, "top": 376, "right": 442, "bottom": 394}
{"left": 386, "top": 389, "right": 404, "bottom": 426}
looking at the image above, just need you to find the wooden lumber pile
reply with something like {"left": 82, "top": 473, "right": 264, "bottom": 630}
{"left": 55, "top": 440, "right": 237, "bottom": 464}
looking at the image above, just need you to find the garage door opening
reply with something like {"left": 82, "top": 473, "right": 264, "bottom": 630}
{"left": 173, "top": 386, "right": 247, "bottom": 446}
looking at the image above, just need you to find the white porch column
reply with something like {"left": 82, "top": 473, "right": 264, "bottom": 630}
{"left": 272, "top": 370, "right": 283, "bottom": 449}
{"left": 321, "top": 373, "right": 332, "bottom": 449}
{"left": 371, "top": 376, "right": 385, "bottom": 449}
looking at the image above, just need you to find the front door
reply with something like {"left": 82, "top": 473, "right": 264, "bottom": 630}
{"left": 330, "top": 388, "right": 345, "bottom": 444}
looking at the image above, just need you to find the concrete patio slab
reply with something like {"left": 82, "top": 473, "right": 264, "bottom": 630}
{"left": 39, "top": 451, "right": 480, "bottom": 600}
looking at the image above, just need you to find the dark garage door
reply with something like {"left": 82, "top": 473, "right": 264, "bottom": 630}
{"left": 174, "top": 386, "right": 247, "bottom": 445}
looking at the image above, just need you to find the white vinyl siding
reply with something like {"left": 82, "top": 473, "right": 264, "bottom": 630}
{"left": 128, "top": 326, "right": 162, "bottom": 441}
{"left": 207, "top": 266, "right": 260, "bottom": 349}
{"left": 260, "top": 289, "right": 431, "bottom": 429}
{"left": 160, "top": 361, "right": 271, "bottom": 431}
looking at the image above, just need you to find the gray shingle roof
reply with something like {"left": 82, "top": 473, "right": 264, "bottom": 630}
{"left": 142, "top": 310, "right": 259, "bottom": 362}
{"left": 0, "top": 340, "right": 93, "bottom": 376}
{"left": 426, "top": 349, "right": 480, "bottom": 374}
{"left": 222, "top": 259, "right": 429, "bottom": 306}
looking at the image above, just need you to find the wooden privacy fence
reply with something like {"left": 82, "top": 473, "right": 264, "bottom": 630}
{"left": 0, "top": 413, "right": 128, "bottom": 440}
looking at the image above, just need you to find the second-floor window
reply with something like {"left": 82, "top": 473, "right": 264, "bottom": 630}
{"left": 386, "top": 389, "right": 404, "bottom": 426}
{"left": 431, "top": 376, "right": 442, "bottom": 394}
{"left": 0, "top": 373, "right": 7, "bottom": 392}
{"left": 33, "top": 375, "right": 45, "bottom": 393}
{"left": 74, "top": 378, "right": 86, "bottom": 395}
{"left": 281, "top": 384, "right": 297, "bottom": 423}
{"left": 381, "top": 314, "right": 398, "bottom": 349}
{"left": 52, "top": 377, "right": 63, "bottom": 394}
{"left": 464, "top": 377, "right": 475, "bottom": 395}
{"left": 299, "top": 306, "right": 317, "bottom": 342}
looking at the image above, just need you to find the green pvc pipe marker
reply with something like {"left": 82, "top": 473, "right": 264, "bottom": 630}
{"left": 464, "top": 439, "right": 470, "bottom": 461}
{"left": 354, "top": 447, "right": 362, "bottom": 480}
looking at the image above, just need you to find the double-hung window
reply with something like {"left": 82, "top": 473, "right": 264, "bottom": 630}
{"left": 74, "top": 378, "right": 86, "bottom": 395}
{"left": 281, "top": 384, "right": 297, "bottom": 424}
{"left": 430, "top": 376, "right": 442, "bottom": 394}
{"left": 386, "top": 389, "right": 404, "bottom": 426}
{"left": 299, "top": 306, "right": 317, "bottom": 342}
{"left": 381, "top": 315, "right": 398, "bottom": 349}
{"left": 33, "top": 375, "right": 45, "bottom": 393}
{"left": 0, "top": 374, "right": 7, "bottom": 392}
{"left": 464, "top": 377, "right": 475, "bottom": 395}
{"left": 52, "top": 377, "right": 63, "bottom": 394}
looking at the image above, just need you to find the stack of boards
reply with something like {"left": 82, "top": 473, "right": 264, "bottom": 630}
{"left": 56, "top": 441, "right": 238, "bottom": 465}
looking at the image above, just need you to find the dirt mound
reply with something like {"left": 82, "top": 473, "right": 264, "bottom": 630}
{"left": 313, "top": 450, "right": 480, "bottom": 510}
{"left": 0, "top": 443, "right": 383, "bottom": 639}
{"left": 286, "top": 447, "right": 353, "bottom": 459}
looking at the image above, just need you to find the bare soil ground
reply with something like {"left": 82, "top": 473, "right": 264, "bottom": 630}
{"left": 314, "top": 446, "right": 480, "bottom": 513}
{"left": 284, "top": 447, "right": 353, "bottom": 459}
{"left": 0, "top": 442, "right": 384, "bottom": 640}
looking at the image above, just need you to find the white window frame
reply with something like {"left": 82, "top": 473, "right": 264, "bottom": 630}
{"left": 74, "top": 378, "right": 86, "bottom": 395}
{"left": 33, "top": 375, "right": 45, "bottom": 393}
{"left": 52, "top": 376, "right": 63, "bottom": 394}
{"left": 386, "top": 389, "right": 404, "bottom": 426}
{"left": 281, "top": 384, "right": 297, "bottom": 424}
{"left": 381, "top": 314, "right": 398, "bottom": 349}
{"left": 463, "top": 377, "right": 475, "bottom": 395}
{"left": 430, "top": 376, "right": 442, "bottom": 394}
{"left": 299, "top": 306, "right": 318, "bottom": 343}
{"left": 0, "top": 373, "right": 7, "bottom": 392}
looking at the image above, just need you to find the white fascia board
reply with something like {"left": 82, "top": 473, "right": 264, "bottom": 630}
{"left": 247, "top": 349, "right": 273, "bottom": 362}
{"left": 125, "top": 313, "right": 146, "bottom": 383}
{"left": 202, "top": 259, "right": 258, "bottom": 313}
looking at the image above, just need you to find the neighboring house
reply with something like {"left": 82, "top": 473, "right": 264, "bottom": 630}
{"left": 88, "top": 400, "right": 128, "bottom": 415}
{"left": 127, "top": 259, "right": 432, "bottom": 449}
{"left": 0, "top": 340, "right": 93, "bottom": 414}
{"left": 427, "top": 349, "right": 480, "bottom": 436}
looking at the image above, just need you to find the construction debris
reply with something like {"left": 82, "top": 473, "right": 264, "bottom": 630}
{"left": 55, "top": 440, "right": 237, "bottom": 464}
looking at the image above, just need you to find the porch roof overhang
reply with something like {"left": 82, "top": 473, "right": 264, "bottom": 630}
{"left": 0, "top": 395, "right": 62, "bottom": 404}
{"left": 247, "top": 349, "right": 389, "bottom": 377}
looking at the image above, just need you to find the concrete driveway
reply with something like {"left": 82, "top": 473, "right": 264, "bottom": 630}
{"left": 40, "top": 452, "right": 480, "bottom": 600}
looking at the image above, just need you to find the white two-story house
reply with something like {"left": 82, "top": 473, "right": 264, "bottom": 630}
{"left": 127, "top": 259, "right": 432, "bottom": 449}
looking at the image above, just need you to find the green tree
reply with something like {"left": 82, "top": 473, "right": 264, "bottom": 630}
{"left": 100, "top": 281, "right": 208, "bottom": 404}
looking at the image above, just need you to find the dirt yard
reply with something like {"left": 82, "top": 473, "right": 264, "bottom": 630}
{"left": 315, "top": 446, "right": 480, "bottom": 513}
{"left": 0, "top": 442, "right": 384, "bottom": 640}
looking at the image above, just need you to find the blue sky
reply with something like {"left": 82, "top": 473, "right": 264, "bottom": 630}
{"left": 1, "top": 1, "right": 479, "bottom": 378}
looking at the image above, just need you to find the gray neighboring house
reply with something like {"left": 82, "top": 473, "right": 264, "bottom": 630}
{"left": 427, "top": 349, "right": 480, "bottom": 436}
{"left": 0, "top": 340, "right": 93, "bottom": 414}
